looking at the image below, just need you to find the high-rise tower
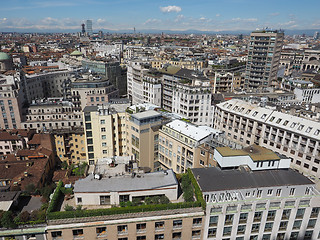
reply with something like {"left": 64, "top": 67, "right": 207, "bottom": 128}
{"left": 81, "top": 23, "right": 85, "bottom": 35}
{"left": 86, "top": 20, "right": 93, "bottom": 36}
{"left": 245, "top": 30, "right": 284, "bottom": 90}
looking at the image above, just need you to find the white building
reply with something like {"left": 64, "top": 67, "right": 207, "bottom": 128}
{"left": 214, "top": 144, "right": 291, "bottom": 171}
{"left": 192, "top": 167, "right": 320, "bottom": 240}
{"left": 214, "top": 99, "right": 320, "bottom": 180}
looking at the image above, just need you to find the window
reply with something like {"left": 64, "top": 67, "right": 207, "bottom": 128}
{"left": 296, "top": 208, "right": 305, "bottom": 219}
{"left": 267, "top": 210, "right": 276, "bottom": 221}
{"left": 137, "top": 236, "right": 146, "bottom": 240}
{"left": 257, "top": 190, "right": 262, "bottom": 198}
{"left": 225, "top": 214, "right": 233, "bottom": 224}
{"left": 267, "top": 189, "right": 273, "bottom": 195}
{"left": 207, "top": 228, "right": 216, "bottom": 237}
{"left": 101, "top": 135, "right": 106, "bottom": 139}
{"left": 101, "top": 127, "right": 106, "bottom": 132}
{"left": 282, "top": 209, "right": 291, "bottom": 220}
{"left": 264, "top": 222, "right": 273, "bottom": 232}
{"left": 100, "top": 195, "right": 110, "bottom": 205}
{"left": 72, "top": 229, "right": 83, "bottom": 236}
{"left": 237, "top": 225, "right": 246, "bottom": 234}
{"left": 289, "top": 188, "right": 295, "bottom": 196}
{"left": 155, "top": 221, "right": 164, "bottom": 229}
{"left": 119, "top": 195, "right": 129, "bottom": 203}
{"left": 276, "top": 189, "right": 282, "bottom": 197}
{"left": 254, "top": 212, "right": 262, "bottom": 221}
{"left": 192, "top": 230, "right": 201, "bottom": 237}
{"left": 290, "top": 232, "right": 299, "bottom": 240}
{"left": 223, "top": 226, "right": 232, "bottom": 236}
{"left": 100, "top": 120, "right": 105, "bottom": 124}
{"left": 193, "top": 218, "right": 202, "bottom": 226}
{"left": 239, "top": 213, "right": 248, "bottom": 223}
{"left": 172, "top": 232, "right": 181, "bottom": 239}
{"left": 311, "top": 207, "right": 320, "bottom": 218}
{"left": 96, "top": 227, "right": 106, "bottom": 236}
{"left": 51, "top": 231, "right": 62, "bottom": 238}
{"left": 307, "top": 219, "right": 316, "bottom": 228}
{"left": 136, "top": 223, "right": 146, "bottom": 232}
{"left": 262, "top": 234, "right": 271, "bottom": 240}
{"left": 292, "top": 220, "right": 302, "bottom": 229}
{"left": 209, "top": 216, "right": 218, "bottom": 227}
{"left": 77, "top": 197, "right": 82, "bottom": 204}
{"left": 304, "top": 231, "right": 313, "bottom": 240}
{"left": 251, "top": 223, "right": 260, "bottom": 232}
{"left": 118, "top": 225, "right": 128, "bottom": 234}
{"left": 173, "top": 220, "right": 182, "bottom": 228}
{"left": 155, "top": 234, "right": 164, "bottom": 240}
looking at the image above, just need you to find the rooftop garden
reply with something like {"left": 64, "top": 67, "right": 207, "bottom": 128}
{"left": 46, "top": 169, "right": 205, "bottom": 220}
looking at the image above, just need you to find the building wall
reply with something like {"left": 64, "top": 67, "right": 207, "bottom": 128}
{"left": 214, "top": 99, "right": 320, "bottom": 180}
{"left": 46, "top": 210, "right": 204, "bottom": 240}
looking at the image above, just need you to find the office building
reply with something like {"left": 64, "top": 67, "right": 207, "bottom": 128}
{"left": 192, "top": 167, "right": 320, "bottom": 240}
{"left": 86, "top": 20, "right": 93, "bottom": 36}
{"left": 214, "top": 99, "right": 320, "bottom": 180}
{"left": 158, "top": 120, "right": 220, "bottom": 173}
{"left": 245, "top": 30, "right": 284, "bottom": 89}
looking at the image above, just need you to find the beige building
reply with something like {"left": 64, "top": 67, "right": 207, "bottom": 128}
{"left": 46, "top": 208, "right": 204, "bottom": 240}
{"left": 158, "top": 120, "right": 220, "bottom": 173}
{"left": 151, "top": 59, "right": 205, "bottom": 71}
{"left": 126, "top": 110, "right": 163, "bottom": 171}
{"left": 83, "top": 104, "right": 128, "bottom": 165}
{"left": 52, "top": 127, "right": 86, "bottom": 164}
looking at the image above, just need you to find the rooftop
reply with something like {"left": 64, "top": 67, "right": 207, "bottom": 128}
{"left": 74, "top": 169, "right": 177, "bottom": 193}
{"left": 131, "top": 110, "right": 161, "bottom": 120}
{"left": 216, "top": 144, "right": 280, "bottom": 161}
{"left": 192, "top": 168, "right": 313, "bottom": 192}
{"left": 165, "top": 120, "right": 216, "bottom": 142}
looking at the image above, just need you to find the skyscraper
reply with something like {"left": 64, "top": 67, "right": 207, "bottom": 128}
{"left": 245, "top": 30, "right": 284, "bottom": 90}
{"left": 86, "top": 20, "right": 93, "bottom": 36}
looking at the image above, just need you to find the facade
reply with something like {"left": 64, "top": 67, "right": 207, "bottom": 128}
{"left": 213, "top": 72, "right": 235, "bottom": 93}
{"left": 126, "top": 110, "right": 163, "bottom": 171}
{"left": 83, "top": 104, "right": 129, "bottom": 165}
{"left": 158, "top": 120, "right": 220, "bottom": 173}
{"left": 214, "top": 99, "right": 320, "bottom": 180}
{"left": 172, "top": 79, "right": 213, "bottom": 127}
{"left": 70, "top": 76, "right": 119, "bottom": 111}
{"left": 214, "top": 144, "right": 291, "bottom": 171}
{"left": 0, "top": 75, "right": 23, "bottom": 129}
{"left": 46, "top": 208, "right": 204, "bottom": 240}
{"left": 52, "top": 127, "right": 86, "bottom": 164}
{"left": 21, "top": 98, "right": 83, "bottom": 132}
{"left": 192, "top": 167, "right": 320, "bottom": 240}
{"left": 74, "top": 169, "right": 178, "bottom": 206}
{"left": 245, "top": 30, "right": 284, "bottom": 89}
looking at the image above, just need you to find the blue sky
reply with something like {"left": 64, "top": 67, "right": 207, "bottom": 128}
{"left": 0, "top": 0, "right": 320, "bottom": 32}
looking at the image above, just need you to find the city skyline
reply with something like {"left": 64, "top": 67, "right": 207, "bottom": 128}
{"left": 1, "top": 0, "right": 320, "bottom": 33}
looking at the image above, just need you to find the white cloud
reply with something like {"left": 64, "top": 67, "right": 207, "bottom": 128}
{"left": 270, "top": 12, "right": 280, "bottom": 16}
{"left": 231, "top": 18, "right": 258, "bottom": 23}
{"left": 144, "top": 18, "right": 162, "bottom": 25}
{"left": 216, "top": 14, "right": 220, "bottom": 17}
{"left": 160, "top": 5, "right": 181, "bottom": 13}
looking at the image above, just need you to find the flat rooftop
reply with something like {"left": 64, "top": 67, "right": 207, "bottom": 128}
{"left": 131, "top": 110, "right": 161, "bottom": 120}
{"left": 74, "top": 169, "right": 177, "bottom": 193}
{"left": 165, "top": 120, "right": 214, "bottom": 142}
{"left": 216, "top": 144, "right": 280, "bottom": 161}
{"left": 191, "top": 168, "right": 313, "bottom": 192}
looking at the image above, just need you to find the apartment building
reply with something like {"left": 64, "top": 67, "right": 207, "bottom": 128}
{"left": 22, "top": 98, "right": 83, "bottom": 132}
{"left": 0, "top": 74, "right": 24, "bottom": 129}
{"left": 245, "top": 30, "right": 284, "bottom": 89}
{"left": 0, "top": 129, "right": 35, "bottom": 155}
{"left": 126, "top": 110, "right": 163, "bottom": 171}
{"left": 172, "top": 76, "right": 213, "bottom": 127}
{"left": 70, "top": 75, "right": 119, "bottom": 110}
{"left": 192, "top": 167, "right": 320, "bottom": 240}
{"left": 83, "top": 103, "right": 129, "bottom": 165}
{"left": 213, "top": 72, "right": 235, "bottom": 93}
{"left": 52, "top": 127, "right": 86, "bottom": 164}
{"left": 214, "top": 99, "right": 320, "bottom": 180}
{"left": 46, "top": 208, "right": 204, "bottom": 240}
{"left": 158, "top": 120, "right": 220, "bottom": 173}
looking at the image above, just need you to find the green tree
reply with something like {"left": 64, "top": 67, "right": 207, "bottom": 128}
{"left": 25, "top": 183, "right": 36, "bottom": 195}
{"left": 1, "top": 211, "right": 16, "bottom": 229}
{"left": 64, "top": 204, "right": 74, "bottom": 211}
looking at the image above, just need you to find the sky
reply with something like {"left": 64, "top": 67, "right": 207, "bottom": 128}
{"left": 1, "top": 0, "right": 320, "bottom": 33}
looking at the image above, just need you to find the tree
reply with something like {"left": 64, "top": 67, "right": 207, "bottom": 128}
{"left": 18, "top": 211, "right": 30, "bottom": 222}
{"left": 1, "top": 211, "right": 16, "bottom": 228}
{"left": 64, "top": 204, "right": 74, "bottom": 211}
